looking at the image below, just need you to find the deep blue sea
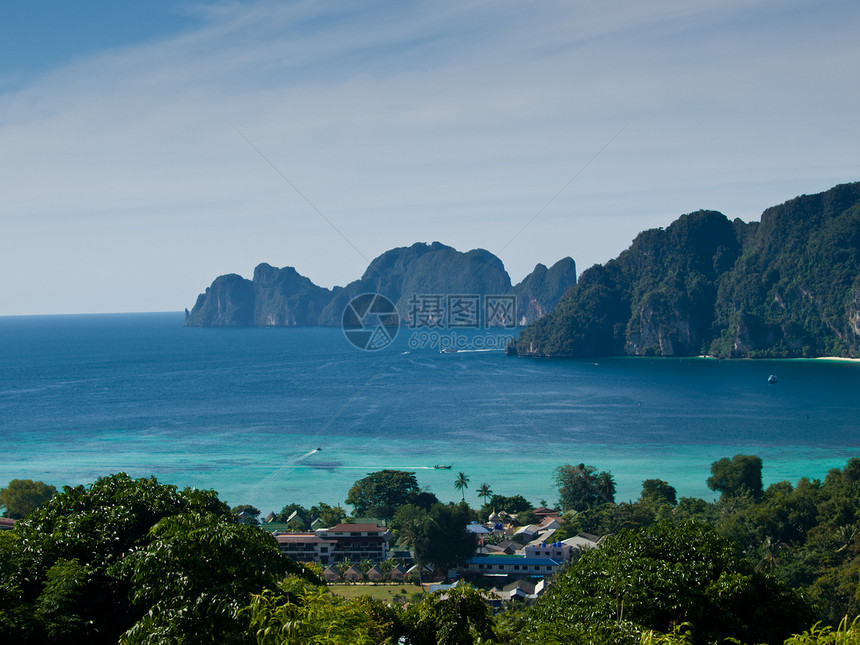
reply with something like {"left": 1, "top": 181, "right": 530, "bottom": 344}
{"left": 1, "top": 312, "right": 859, "bottom": 516}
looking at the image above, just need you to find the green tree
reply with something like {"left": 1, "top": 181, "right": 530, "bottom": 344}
{"left": 392, "top": 503, "right": 476, "bottom": 581}
{"left": 554, "top": 463, "right": 615, "bottom": 512}
{"left": 345, "top": 470, "right": 421, "bottom": 520}
{"left": 273, "top": 502, "right": 309, "bottom": 526}
{"left": 120, "top": 511, "right": 306, "bottom": 644}
{"left": 230, "top": 504, "right": 261, "bottom": 525}
{"left": 391, "top": 504, "right": 432, "bottom": 584}
{"left": 0, "top": 479, "right": 57, "bottom": 519}
{"left": 481, "top": 493, "right": 532, "bottom": 517}
{"left": 707, "top": 454, "right": 764, "bottom": 501}
{"left": 244, "top": 581, "right": 400, "bottom": 644}
{"left": 0, "top": 473, "right": 314, "bottom": 644}
{"left": 400, "top": 583, "right": 496, "bottom": 645}
{"left": 640, "top": 479, "right": 678, "bottom": 507}
{"left": 522, "top": 521, "right": 814, "bottom": 645}
{"left": 307, "top": 502, "right": 347, "bottom": 528}
{"left": 454, "top": 472, "right": 470, "bottom": 501}
{"left": 412, "top": 491, "right": 440, "bottom": 510}
{"left": 476, "top": 483, "right": 493, "bottom": 504}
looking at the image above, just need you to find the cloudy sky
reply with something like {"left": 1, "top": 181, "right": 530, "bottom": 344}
{"left": 1, "top": 0, "right": 858, "bottom": 315}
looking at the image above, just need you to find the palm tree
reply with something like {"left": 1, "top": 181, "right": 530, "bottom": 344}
{"left": 476, "top": 483, "right": 493, "bottom": 505}
{"left": 454, "top": 472, "right": 470, "bottom": 501}
{"left": 595, "top": 471, "right": 616, "bottom": 503}
{"left": 394, "top": 508, "right": 430, "bottom": 585}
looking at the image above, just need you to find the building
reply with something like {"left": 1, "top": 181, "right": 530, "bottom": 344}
{"left": 461, "top": 555, "right": 562, "bottom": 577}
{"left": 273, "top": 522, "right": 392, "bottom": 564}
{"left": 274, "top": 533, "right": 334, "bottom": 563}
{"left": 524, "top": 541, "right": 571, "bottom": 561}
{"left": 562, "top": 532, "right": 602, "bottom": 552}
{"left": 0, "top": 517, "right": 16, "bottom": 531}
{"left": 317, "top": 523, "right": 392, "bottom": 563}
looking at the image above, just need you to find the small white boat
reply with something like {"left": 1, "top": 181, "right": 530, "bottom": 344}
{"left": 768, "top": 374, "right": 778, "bottom": 384}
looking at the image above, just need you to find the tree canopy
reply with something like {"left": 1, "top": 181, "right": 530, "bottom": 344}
{"left": 0, "top": 479, "right": 57, "bottom": 519}
{"left": 522, "top": 521, "right": 813, "bottom": 644}
{"left": 707, "top": 454, "right": 764, "bottom": 501}
{"left": 554, "top": 463, "right": 616, "bottom": 512}
{"left": 345, "top": 470, "right": 422, "bottom": 520}
{"left": 392, "top": 502, "right": 477, "bottom": 581}
{"left": 640, "top": 478, "right": 678, "bottom": 507}
{"left": 0, "top": 472, "right": 312, "bottom": 644}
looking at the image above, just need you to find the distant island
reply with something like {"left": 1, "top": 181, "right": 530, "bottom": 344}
{"left": 509, "top": 182, "right": 860, "bottom": 358}
{"left": 185, "top": 242, "right": 577, "bottom": 327}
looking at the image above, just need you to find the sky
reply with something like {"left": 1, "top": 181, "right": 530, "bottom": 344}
{"left": 1, "top": 0, "right": 858, "bottom": 316}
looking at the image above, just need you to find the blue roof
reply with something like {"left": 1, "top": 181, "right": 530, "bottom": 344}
{"left": 468, "top": 556, "right": 560, "bottom": 566}
{"left": 466, "top": 524, "right": 492, "bottom": 534}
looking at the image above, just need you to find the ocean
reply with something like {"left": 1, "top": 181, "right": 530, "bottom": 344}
{"left": 1, "top": 312, "right": 858, "bottom": 516}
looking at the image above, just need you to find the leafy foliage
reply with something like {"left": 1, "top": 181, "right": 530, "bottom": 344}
{"left": 641, "top": 479, "right": 678, "bottom": 507}
{"left": 245, "top": 579, "right": 400, "bottom": 644}
{"left": 454, "top": 472, "right": 470, "bottom": 501}
{"left": 522, "top": 521, "right": 813, "bottom": 645}
{"left": 391, "top": 503, "right": 477, "bottom": 579}
{"left": 0, "top": 473, "right": 312, "bottom": 644}
{"left": 482, "top": 493, "right": 532, "bottom": 516}
{"left": 707, "top": 454, "right": 764, "bottom": 501}
{"left": 345, "top": 470, "right": 422, "bottom": 520}
{"left": 399, "top": 584, "right": 496, "bottom": 645}
{"left": 554, "top": 463, "right": 616, "bottom": 512}
{"left": 0, "top": 478, "right": 57, "bottom": 519}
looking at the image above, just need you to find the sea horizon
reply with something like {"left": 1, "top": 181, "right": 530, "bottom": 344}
{"left": 2, "top": 312, "right": 859, "bottom": 516}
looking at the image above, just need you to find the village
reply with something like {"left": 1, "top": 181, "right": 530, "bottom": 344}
{"left": 259, "top": 505, "right": 602, "bottom": 605}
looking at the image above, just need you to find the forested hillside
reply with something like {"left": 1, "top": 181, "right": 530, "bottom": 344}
{"left": 511, "top": 182, "right": 860, "bottom": 358}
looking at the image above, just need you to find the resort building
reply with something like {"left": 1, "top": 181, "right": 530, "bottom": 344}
{"left": 460, "top": 555, "right": 562, "bottom": 577}
{"left": 273, "top": 522, "right": 392, "bottom": 564}
{"left": 317, "top": 523, "right": 392, "bottom": 562}
{"left": 274, "top": 533, "right": 334, "bottom": 563}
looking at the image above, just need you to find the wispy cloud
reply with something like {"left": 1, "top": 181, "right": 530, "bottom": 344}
{"left": 0, "top": 0, "right": 858, "bottom": 314}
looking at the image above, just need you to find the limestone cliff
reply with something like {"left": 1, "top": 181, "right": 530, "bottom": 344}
{"left": 510, "top": 182, "right": 860, "bottom": 358}
{"left": 185, "top": 243, "right": 576, "bottom": 328}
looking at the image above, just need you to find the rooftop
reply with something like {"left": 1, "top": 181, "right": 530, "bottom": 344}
{"left": 325, "top": 523, "right": 387, "bottom": 533}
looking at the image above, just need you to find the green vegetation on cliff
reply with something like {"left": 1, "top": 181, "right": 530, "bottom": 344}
{"left": 511, "top": 182, "right": 860, "bottom": 358}
{"left": 185, "top": 242, "right": 577, "bottom": 328}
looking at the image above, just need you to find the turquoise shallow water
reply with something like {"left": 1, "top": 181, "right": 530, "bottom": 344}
{"left": 1, "top": 312, "right": 859, "bottom": 515}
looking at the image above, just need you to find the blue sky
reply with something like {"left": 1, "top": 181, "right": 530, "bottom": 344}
{"left": 1, "top": 0, "right": 858, "bottom": 315}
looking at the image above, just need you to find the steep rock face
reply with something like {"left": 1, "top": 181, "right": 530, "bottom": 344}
{"left": 850, "top": 279, "right": 860, "bottom": 341}
{"left": 251, "top": 263, "right": 338, "bottom": 326}
{"left": 510, "top": 182, "right": 860, "bottom": 358}
{"left": 625, "top": 291, "right": 696, "bottom": 356}
{"left": 711, "top": 182, "right": 860, "bottom": 357}
{"left": 317, "top": 242, "right": 514, "bottom": 326}
{"left": 185, "top": 274, "right": 254, "bottom": 327}
{"left": 185, "top": 243, "right": 577, "bottom": 328}
{"left": 511, "top": 257, "right": 577, "bottom": 325}
{"left": 185, "top": 264, "right": 336, "bottom": 327}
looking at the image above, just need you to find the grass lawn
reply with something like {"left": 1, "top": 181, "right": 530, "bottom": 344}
{"left": 328, "top": 583, "right": 428, "bottom": 601}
